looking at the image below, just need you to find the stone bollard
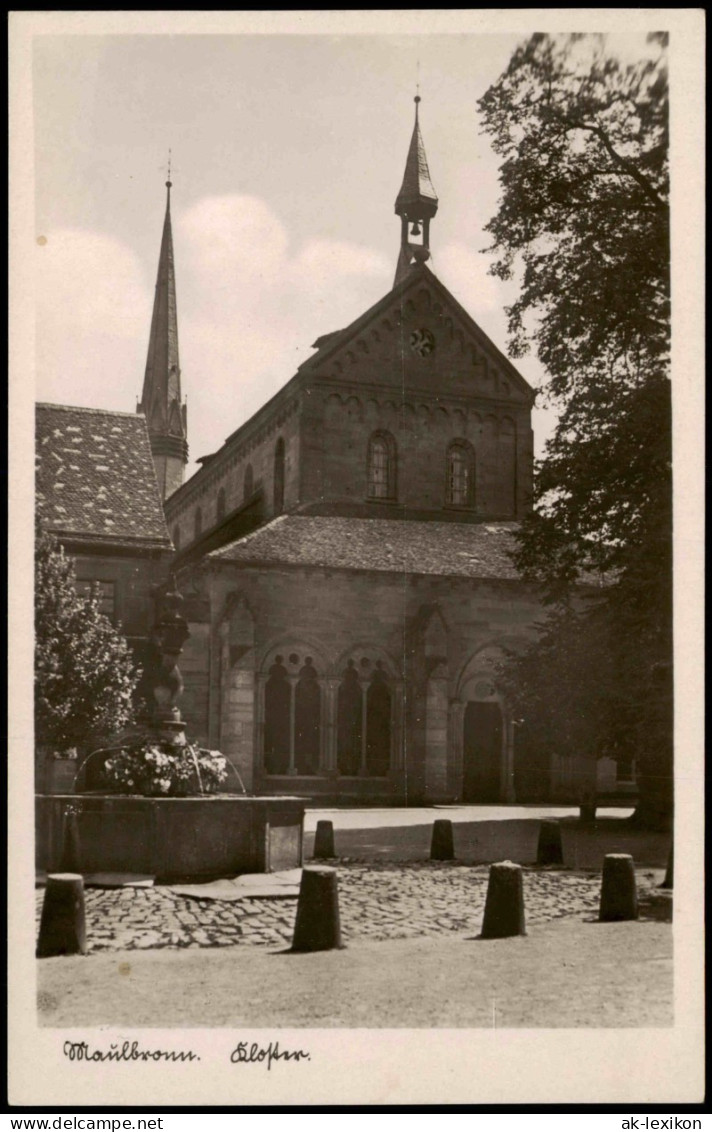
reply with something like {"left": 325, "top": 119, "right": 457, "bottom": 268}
{"left": 536, "top": 819, "right": 564, "bottom": 866}
{"left": 599, "top": 853, "right": 639, "bottom": 922}
{"left": 291, "top": 867, "right": 343, "bottom": 952}
{"left": 480, "top": 861, "right": 526, "bottom": 939}
{"left": 36, "top": 873, "right": 88, "bottom": 958}
{"left": 430, "top": 819, "right": 455, "bottom": 861}
{"left": 59, "top": 807, "right": 82, "bottom": 873}
{"left": 579, "top": 794, "right": 597, "bottom": 824}
{"left": 313, "top": 819, "right": 335, "bottom": 860}
{"left": 660, "top": 845, "right": 673, "bottom": 889}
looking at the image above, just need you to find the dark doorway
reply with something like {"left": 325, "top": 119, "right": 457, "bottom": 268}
{"left": 462, "top": 701, "right": 502, "bottom": 802}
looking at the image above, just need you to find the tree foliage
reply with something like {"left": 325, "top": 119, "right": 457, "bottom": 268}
{"left": 35, "top": 530, "right": 140, "bottom": 753}
{"left": 478, "top": 34, "right": 672, "bottom": 825}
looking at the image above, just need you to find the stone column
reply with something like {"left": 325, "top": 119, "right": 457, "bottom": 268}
{"left": 287, "top": 675, "right": 298, "bottom": 775}
{"left": 324, "top": 678, "right": 340, "bottom": 774}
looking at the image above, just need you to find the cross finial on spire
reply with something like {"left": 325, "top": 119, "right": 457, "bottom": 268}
{"left": 166, "top": 148, "right": 172, "bottom": 191}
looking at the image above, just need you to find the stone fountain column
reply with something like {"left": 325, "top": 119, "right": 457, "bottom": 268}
{"left": 138, "top": 574, "right": 191, "bottom": 746}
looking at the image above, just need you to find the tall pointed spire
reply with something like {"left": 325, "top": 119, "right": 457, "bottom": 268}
{"left": 138, "top": 163, "right": 188, "bottom": 500}
{"left": 394, "top": 95, "right": 438, "bottom": 287}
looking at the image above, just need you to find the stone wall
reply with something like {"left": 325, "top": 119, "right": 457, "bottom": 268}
{"left": 166, "top": 395, "right": 301, "bottom": 552}
{"left": 73, "top": 551, "right": 168, "bottom": 642}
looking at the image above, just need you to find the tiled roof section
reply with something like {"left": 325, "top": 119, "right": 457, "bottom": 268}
{"left": 210, "top": 515, "right": 524, "bottom": 580}
{"left": 35, "top": 403, "right": 172, "bottom": 548}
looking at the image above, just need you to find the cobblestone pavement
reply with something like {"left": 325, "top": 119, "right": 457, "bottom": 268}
{"left": 35, "top": 863, "right": 666, "bottom": 953}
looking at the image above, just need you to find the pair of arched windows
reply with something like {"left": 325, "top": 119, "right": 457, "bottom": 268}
{"left": 366, "top": 432, "right": 476, "bottom": 508}
{"left": 264, "top": 654, "right": 320, "bottom": 776}
{"left": 263, "top": 654, "right": 393, "bottom": 778}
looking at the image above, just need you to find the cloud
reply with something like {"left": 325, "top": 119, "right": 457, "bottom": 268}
{"left": 174, "top": 194, "right": 391, "bottom": 461}
{"left": 34, "top": 195, "right": 393, "bottom": 471}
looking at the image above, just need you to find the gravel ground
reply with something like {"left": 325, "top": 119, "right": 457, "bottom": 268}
{"left": 37, "top": 918, "right": 673, "bottom": 1029}
{"left": 35, "top": 861, "right": 668, "bottom": 953}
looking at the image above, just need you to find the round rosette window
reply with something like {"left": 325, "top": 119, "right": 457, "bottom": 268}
{"left": 410, "top": 328, "right": 435, "bottom": 357}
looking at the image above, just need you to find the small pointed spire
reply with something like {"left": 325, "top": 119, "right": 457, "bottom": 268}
{"left": 395, "top": 95, "right": 438, "bottom": 216}
{"left": 138, "top": 168, "right": 188, "bottom": 499}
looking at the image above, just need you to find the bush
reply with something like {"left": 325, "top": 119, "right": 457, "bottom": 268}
{"left": 100, "top": 739, "right": 228, "bottom": 797}
{"left": 35, "top": 530, "right": 140, "bottom": 753}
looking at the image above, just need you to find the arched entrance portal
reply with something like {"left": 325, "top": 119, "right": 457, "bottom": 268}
{"left": 455, "top": 644, "right": 516, "bottom": 804}
{"left": 462, "top": 701, "right": 502, "bottom": 802}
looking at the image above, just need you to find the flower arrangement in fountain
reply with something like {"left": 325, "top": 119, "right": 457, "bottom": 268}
{"left": 101, "top": 739, "right": 228, "bottom": 797}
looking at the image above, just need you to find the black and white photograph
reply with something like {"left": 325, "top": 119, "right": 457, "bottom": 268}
{"left": 8, "top": 8, "right": 705, "bottom": 1110}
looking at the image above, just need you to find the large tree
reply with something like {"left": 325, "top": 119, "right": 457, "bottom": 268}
{"left": 35, "top": 529, "right": 140, "bottom": 754}
{"left": 478, "top": 33, "right": 671, "bottom": 827}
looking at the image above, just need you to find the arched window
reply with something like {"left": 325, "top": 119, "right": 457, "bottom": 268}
{"left": 264, "top": 656, "right": 290, "bottom": 775}
{"left": 243, "top": 463, "right": 254, "bottom": 502}
{"left": 194, "top": 506, "right": 202, "bottom": 541}
{"left": 446, "top": 441, "right": 475, "bottom": 508}
{"left": 337, "top": 660, "right": 363, "bottom": 776}
{"left": 173, "top": 525, "right": 181, "bottom": 552}
{"left": 366, "top": 663, "right": 392, "bottom": 776}
{"left": 367, "top": 431, "right": 396, "bottom": 500}
{"left": 263, "top": 652, "right": 322, "bottom": 776}
{"left": 337, "top": 657, "right": 392, "bottom": 777}
{"left": 294, "top": 658, "right": 321, "bottom": 775}
{"left": 273, "top": 438, "right": 285, "bottom": 513}
{"left": 216, "top": 486, "right": 226, "bottom": 522}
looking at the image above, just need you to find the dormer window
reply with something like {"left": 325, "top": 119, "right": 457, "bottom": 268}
{"left": 367, "top": 431, "right": 397, "bottom": 501}
{"left": 446, "top": 441, "right": 475, "bottom": 508}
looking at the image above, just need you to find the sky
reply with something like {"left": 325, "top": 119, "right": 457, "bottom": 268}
{"left": 30, "top": 23, "right": 674, "bottom": 477}
{"left": 32, "top": 29, "right": 560, "bottom": 475}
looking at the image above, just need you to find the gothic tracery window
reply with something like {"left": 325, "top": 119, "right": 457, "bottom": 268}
{"left": 337, "top": 657, "right": 392, "bottom": 777}
{"left": 294, "top": 658, "right": 321, "bottom": 775}
{"left": 264, "top": 656, "right": 290, "bottom": 775}
{"left": 194, "top": 506, "right": 202, "bottom": 540}
{"left": 216, "top": 486, "right": 226, "bottom": 522}
{"left": 337, "top": 660, "right": 363, "bottom": 776}
{"left": 263, "top": 652, "right": 322, "bottom": 776}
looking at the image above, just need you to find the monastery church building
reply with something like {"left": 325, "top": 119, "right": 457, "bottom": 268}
{"left": 135, "top": 97, "right": 564, "bottom": 806}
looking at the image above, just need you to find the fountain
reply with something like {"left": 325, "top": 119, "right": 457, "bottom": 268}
{"left": 36, "top": 576, "right": 305, "bottom": 879}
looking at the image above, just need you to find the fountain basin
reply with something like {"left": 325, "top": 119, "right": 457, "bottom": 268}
{"left": 35, "top": 793, "right": 305, "bottom": 879}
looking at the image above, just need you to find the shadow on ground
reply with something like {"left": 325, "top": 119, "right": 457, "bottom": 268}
{"left": 304, "top": 817, "right": 670, "bottom": 868}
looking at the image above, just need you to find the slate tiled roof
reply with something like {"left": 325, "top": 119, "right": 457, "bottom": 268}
{"left": 35, "top": 403, "right": 172, "bottom": 549}
{"left": 210, "top": 515, "right": 524, "bottom": 580}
